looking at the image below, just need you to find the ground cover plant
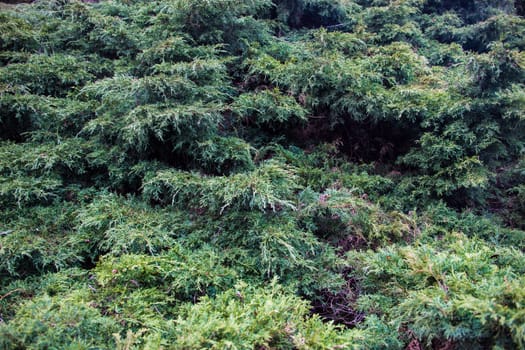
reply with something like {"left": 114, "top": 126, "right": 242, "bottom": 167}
{"left": 0, "top": 0, "right": 524, "bottom": 348}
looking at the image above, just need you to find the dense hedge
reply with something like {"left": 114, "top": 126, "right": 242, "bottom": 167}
{"left": 0, "top": 0, "right": 524, "bottom": 349}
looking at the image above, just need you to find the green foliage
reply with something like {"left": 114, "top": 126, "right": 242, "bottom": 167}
{"left": 350, "top": 233, "right": 525, "bottom": 348}
{"left": 94, "top": 244, "right": 238, "bottom": 302}
{"left": 0, "top": 12, "right": 37, "bottom": 52}
{"left": 299, "top": 187, "right": 419, "bottom": 246}
{"left": 0, "top": 0, "right": 524, "bottom": 348}
{"left": 168, "top": 281, "right": 360, "bottom": 349}
{"left": 0, "top": 289, "right": 120, "bottom": 350}
{"left": 0, "top": 139, "right": 102, "bottom": 207}
{"left": 161, "top": 0, "right": 272, "bottom": 50}
{"left": 75, "top": 193, "right": 184, "bottom": 257}
{"left": 0, "top": 90, "right": 96, "bottom": 141}
{"left": 0, "top": 268, "right": 90, "bottom": 322}
{"left": 0, "top": 53, "right": 109, "bottom": 97}
{"left": 232, "top": 88, "right": 307, "bottom": 129}
{"left": 422, "top": 202, "right": 525, "bottom": 249}
{"left": 143, "top": 160, "right": 300, "bottom": 212}
{"left": 274, "top": 0, "right": 353, "bottom": 29}
{"left": 195, "top": 136, "right": 255, "bottom": 174}
{"left": 0, "top": 204, "right": 85, "bottom": 275}
{"left": 366, "top": 42, "right": 428, "bottom": 86}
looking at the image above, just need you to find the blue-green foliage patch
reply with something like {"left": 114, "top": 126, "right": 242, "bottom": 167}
{"left": 0, "top": 0, "right": 524, "bottom": 348}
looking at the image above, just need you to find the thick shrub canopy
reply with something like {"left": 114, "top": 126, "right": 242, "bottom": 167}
{"left": 0, "top": 0, "right": 524, "bottom": 349}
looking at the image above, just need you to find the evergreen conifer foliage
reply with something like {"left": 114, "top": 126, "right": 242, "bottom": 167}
{"left": 0, "top": 0, "right": 524, "bottom": 348}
